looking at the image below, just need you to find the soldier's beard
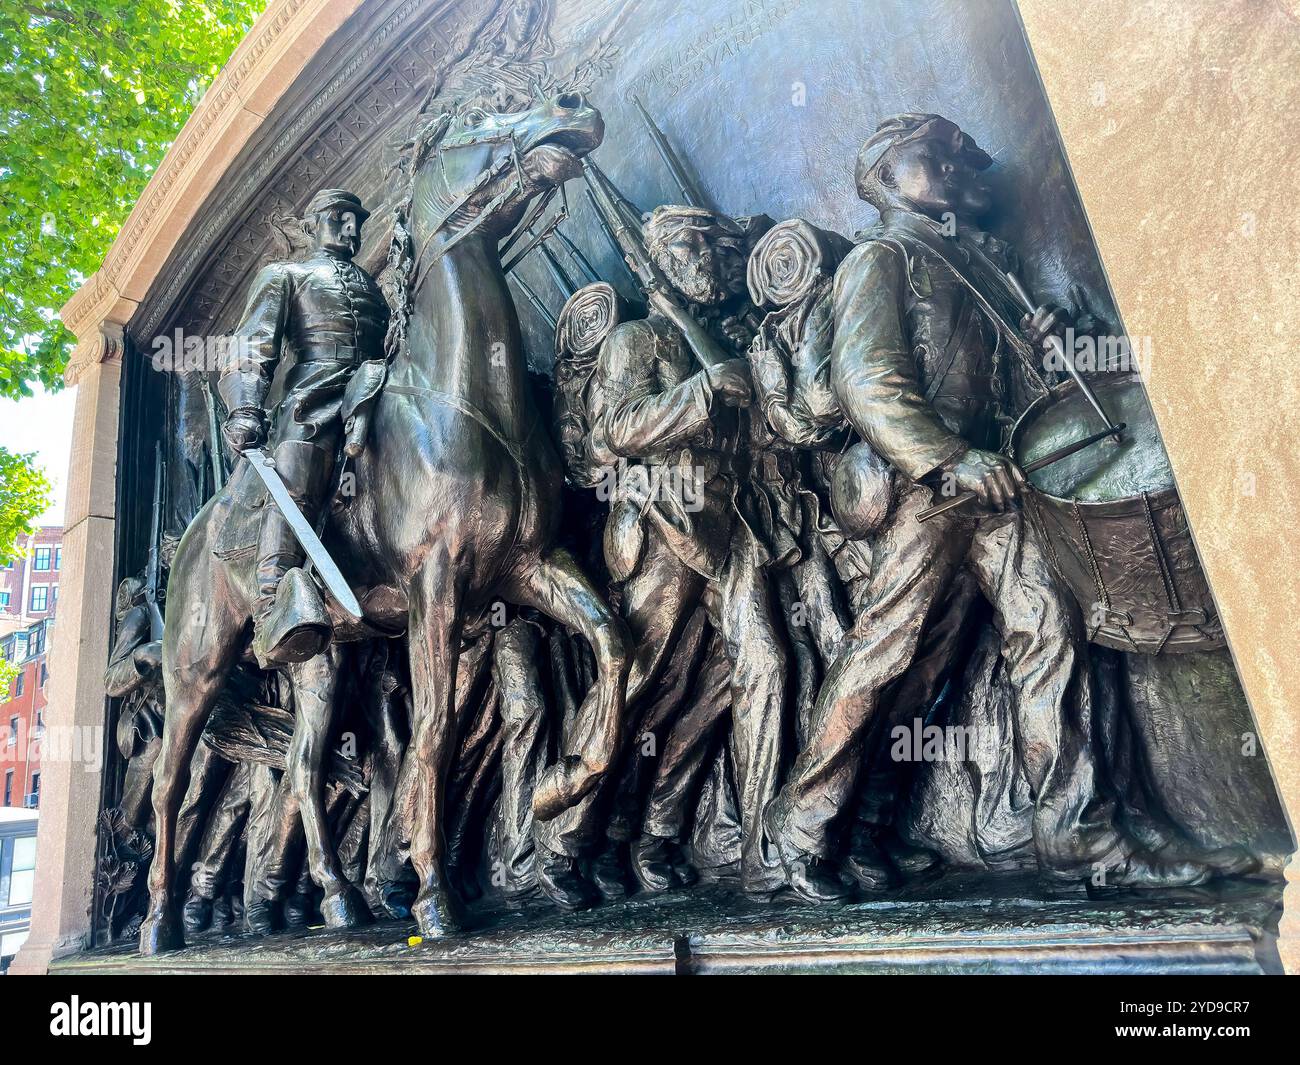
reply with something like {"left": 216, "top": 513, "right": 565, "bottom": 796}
{"left": 664, "top": 261, "right": 729, "bottom": 306}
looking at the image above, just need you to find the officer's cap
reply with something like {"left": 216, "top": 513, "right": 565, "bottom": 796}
{"left": 303, "top": 188, "right": 370, "bottom": 224}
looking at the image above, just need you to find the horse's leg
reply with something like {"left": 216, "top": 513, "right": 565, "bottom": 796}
{"left": 140, "top": 576, "right": 245, "bottom": 955}
{"left": 405, "top": 554, "right": 466, "bottom": 937}
{"left": 283, "top": 644, "right": 370, "bottom": 928}
{"left": 501, "top": 546, "right": 631, "bottom": 821}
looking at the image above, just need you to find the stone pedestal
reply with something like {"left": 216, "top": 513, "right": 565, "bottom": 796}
{"left": 9, "top": 356, "right": 121, "bottom": 975}
{"left": 48, "top": 877, "right": 1283, "bottom": 975}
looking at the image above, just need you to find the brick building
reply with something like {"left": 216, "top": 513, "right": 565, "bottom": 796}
{"left": 0, "top": 616, "right": 51, "bottom": 811}
{"left": 0, "top": 526, "right": 64, "bottom": 623}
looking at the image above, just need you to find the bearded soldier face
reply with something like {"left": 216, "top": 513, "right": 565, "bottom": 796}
{"left": 650, "top": 221, "right": 748, "bottom": 306}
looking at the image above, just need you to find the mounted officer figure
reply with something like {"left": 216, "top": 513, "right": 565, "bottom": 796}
{"left": 218, "top": 189, "right": 389, "bottom": 667}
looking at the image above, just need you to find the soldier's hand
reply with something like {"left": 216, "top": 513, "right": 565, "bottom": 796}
{"left": 704, "top": 359, "right": 752, "bottom": 408}
{"left": 222, "top": 411, "right": 266, "bottom": 456}
{"left": 946, "top": 448, "right": 1022, "bottom": 511}
{"left": 1021, "top": 303, "right": 1073, "bottom": 356}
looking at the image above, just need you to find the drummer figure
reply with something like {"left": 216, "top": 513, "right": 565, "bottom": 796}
{"left": 765, "top": 113, "right": 1211, "bottom": 899}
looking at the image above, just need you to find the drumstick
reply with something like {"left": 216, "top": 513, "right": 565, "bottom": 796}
{"left": 916, "top": 422, "right": 1127, "bottom": 523}
{"left": 1005, "top": 272, "right": 1123, "bottom": 442}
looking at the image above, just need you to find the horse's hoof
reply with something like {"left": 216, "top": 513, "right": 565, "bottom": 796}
{"left": 321, "top": 886, "right": 372, "bottom": 929}
{"left": 411, "top": 889, "right": 462, "bottom": 938}
{"left": 139, "top": 908, "right": 185, "bottom": 955}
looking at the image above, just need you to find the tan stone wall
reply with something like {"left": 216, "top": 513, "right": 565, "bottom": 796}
{"left": 1018, "top": 0, "right": 1300, "bottom": 970}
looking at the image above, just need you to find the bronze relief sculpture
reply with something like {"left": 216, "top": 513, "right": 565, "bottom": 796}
{"left": 118, "top": 77, "right": 1281, "bottom": 965}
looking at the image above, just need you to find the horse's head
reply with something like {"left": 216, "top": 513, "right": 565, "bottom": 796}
{"left": 415, "top": 89, "right": 605, "bottom": 244}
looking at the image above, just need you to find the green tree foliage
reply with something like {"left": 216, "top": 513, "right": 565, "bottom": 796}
{"left": 0, "top": 1, "right": 265, "bottom": 399}
{"left": 0, "top": 445, "right": 51, "bottom": 564}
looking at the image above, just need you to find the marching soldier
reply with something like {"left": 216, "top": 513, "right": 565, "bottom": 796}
{"left": 539, "top": 205, "right": 790, "bottom": 903}
{"left": 766, "top": 114, "right": 1210, "bottom": 899}
{"left": 218, "top": 189, "right": 389, "bottom": 667}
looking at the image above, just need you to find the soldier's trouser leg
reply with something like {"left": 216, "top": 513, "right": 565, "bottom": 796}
{"left": 641, "top": 630, "right": 732, "bottom": 841}
{"left": 771, "top": 489, "right": 971, "bottom": 859}
{"left": 491, "top": 620, "right": 549, "bottom": 895}
{"left": 966, "top": 510, "right": 1123, "bottom": 874}
{"left": 717, "top": 528, "right": 791, "bottom": 891}
{"left": 174, "top": 742, "right": 234, "bottom": 883}
{"left": 855, "top": 568, "right": 982, "bottom": 828}
{"left": 189, "top": 761, "right": 253, "bottom": 900}
{"left": 605, "top": 607, "right": 710, "bottom": 843}
{"left": 536, "top": 530, "right": 704, "bottom": 857}
{"left": 120, "top": 738, "right": 162, "bottom": 829}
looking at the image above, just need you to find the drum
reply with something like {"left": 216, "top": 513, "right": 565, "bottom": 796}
{"left": 1010, "top": 373, "right": 1224, "bottom": 654}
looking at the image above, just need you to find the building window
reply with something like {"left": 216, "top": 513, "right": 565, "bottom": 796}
{"left": 54, "top": 546, "right": 62, "bottom": 570}
{"left": 14, "top": 672, "right": 23, "bottom": 698}
{"left": 6, "top": 717, "right": 15, "bottom": 746}
{"left": 32, "top": 626, "right": 44, "bottom": 655}
{"left": 0, "top": 591, "right": 8, "bottom": 608}
{"left": 32, "top": 547, "right": 51, "bottom": 571}
{"left": 39, "top": 663, "right": 48, "bottom": 686}
{"left": 3, "top": 769, "right": 11, "bottom": 805}
{"left": 28, "top": 772, "right": 40, "bottom": 808}
{"left": 29, "top": 585, "right": 47, "bottom": 612}
{"left": 8, "top": 834, "right": 36, "bottom": 906}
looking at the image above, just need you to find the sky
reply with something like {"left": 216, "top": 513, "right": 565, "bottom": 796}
{"left": 0, "top": 386, "right": 78, "bottom": 526}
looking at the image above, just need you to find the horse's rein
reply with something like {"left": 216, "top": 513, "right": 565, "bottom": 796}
{"left": 407, "top": 132, "right": 527, "bottom": 297}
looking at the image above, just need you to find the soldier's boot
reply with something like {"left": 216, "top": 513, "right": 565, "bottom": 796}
{"left": 631, "top": 835, "right": 681, "bottom": 893}
{"left": 764, "top": 805, "right": 853, "bottom": 904}
{"left": 841, "top": 823, "right": 901, "bottom": 891}
{"left": 536, "top": 844, "right": 599, "bottom": 911}
{"left": 589, "top": 840, "right": 631, "bottom": 900}
{"left": 181, "top": 891, "right": 213, "bottom": 936}
{"left": 251, "top": 441, "right": 332, "bottom": 667}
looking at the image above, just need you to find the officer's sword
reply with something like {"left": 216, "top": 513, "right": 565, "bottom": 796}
{"left": 245, "top": 448, "right": 364, "bottom": 619}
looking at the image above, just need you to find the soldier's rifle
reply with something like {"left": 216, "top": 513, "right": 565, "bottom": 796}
{"left": 144, "top": 442, "right": 166, "bottom": 641}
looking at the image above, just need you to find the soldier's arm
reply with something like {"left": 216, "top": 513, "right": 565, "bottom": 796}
{"left": 217, "top": 263, "right": 293, "bottom": 416}
{"left": 588, "top": 321, "right": 718, "bottom": 468}
{"left": 830, "top": 242, "right": 967, "bottom": 481}
{"left": 103, "top": 607, "right": 154, "bottom": 698}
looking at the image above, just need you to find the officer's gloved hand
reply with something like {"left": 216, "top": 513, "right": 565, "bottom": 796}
{"left": 222, "top": 410, "right": 266, "bottom": 456}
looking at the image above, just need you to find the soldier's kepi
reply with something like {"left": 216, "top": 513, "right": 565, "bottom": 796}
{"left": 218, "top": 188, "right": 389, "bottom": 667}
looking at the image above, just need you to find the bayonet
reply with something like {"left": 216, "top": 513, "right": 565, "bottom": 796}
{"left": 203, "top": 382, "right": 226, "bottom": 493}
{"left": 245, "top": 449, "right": 363, "bottom": 619}
{"left": 508, "top": 274, "right": 558, "bottom": 331}
{"left": 632, "top": 94, "right": 706, "bottom": 209}
{"left": 552, "top": 225, "right": 600, "bottom": 285}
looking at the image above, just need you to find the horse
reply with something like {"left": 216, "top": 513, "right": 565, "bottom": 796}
{"left": 140, "top": 90, "right": 630, "bottom": 953}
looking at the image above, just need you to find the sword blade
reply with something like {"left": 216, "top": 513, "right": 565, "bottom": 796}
{"left": 246, "top": 449, "right": 364, "bottom": 619}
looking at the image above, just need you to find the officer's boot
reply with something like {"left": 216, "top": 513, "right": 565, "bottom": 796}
{"left": 251, "top": 440, "right": 332, "bottom": 667}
